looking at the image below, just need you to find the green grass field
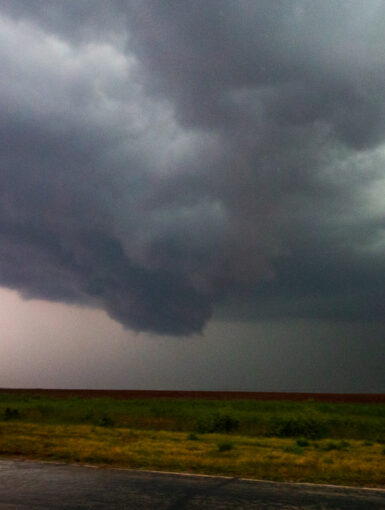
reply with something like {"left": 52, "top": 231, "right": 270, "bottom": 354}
{"left": 1, "top": 392, "right": 384, "bottom": 486}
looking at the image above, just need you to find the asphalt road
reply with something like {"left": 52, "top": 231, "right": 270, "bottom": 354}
{"left": 0, "top": 460, "right": 384, "bottom": 509}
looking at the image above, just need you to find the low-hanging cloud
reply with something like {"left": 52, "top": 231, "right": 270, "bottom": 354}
{"left": 0, "top": 0, "right": 384, "bottom": 334}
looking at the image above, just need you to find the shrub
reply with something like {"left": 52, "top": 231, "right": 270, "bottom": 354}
{"left": 296, "top": 438, "right": 310, "bottom": 447}
{"left": 3, "top": 407, "right": 20, "bottom": 420}
{"left": 195, "top": 414, "right": 239, "bottom": 434}
{"left": 217, "top": 441, "right": 233, "bottom": 452}
{"left": 187, "top": 433, "right": 199, "bottom": 441}
{"left": 323, "top": 440, "right": 350, "bottom": 451}
{"left": 283, "top": 444, "right": 304, "bottom": 455}
{"left": 213, "top": 414, "right": 239, "bottom": 432}
{"left": 98, "top": 414, "right": 114, "bottom": 427}
{"left": 269, "top": 416, "right": 327, "bottom": 439}
{"left": 195, "top": 418, "right": 210, "bottom": 433}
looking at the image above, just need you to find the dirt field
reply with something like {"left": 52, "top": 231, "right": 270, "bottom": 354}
{"left": 1, "top": 388, "right": 384, "bottom": 403}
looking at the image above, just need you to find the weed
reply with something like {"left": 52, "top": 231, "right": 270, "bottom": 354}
{"left": 187, "top": 433, "right": 199, "bottom": 441}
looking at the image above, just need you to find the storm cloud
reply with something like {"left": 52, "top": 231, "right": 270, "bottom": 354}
{"left": 0, "top": 0, "right": 384, "bottom": 334}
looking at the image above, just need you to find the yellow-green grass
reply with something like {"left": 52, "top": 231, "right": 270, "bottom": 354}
{"left": 1, "top": 421, "right": 384, "bottom": 487}
{"left": 1, "top": 393, "right": 385, "bottom": 441}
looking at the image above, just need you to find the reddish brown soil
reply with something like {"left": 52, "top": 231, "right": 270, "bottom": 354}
{"left": 1, "top": 388, "right": 385, "bottom": 403}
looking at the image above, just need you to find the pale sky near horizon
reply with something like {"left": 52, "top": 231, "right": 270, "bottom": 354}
{"left": 0, "top": 1, "right": 384, "bottom": 392}
{"left": 1, "top": 288, "right": 383, "bottom": 392}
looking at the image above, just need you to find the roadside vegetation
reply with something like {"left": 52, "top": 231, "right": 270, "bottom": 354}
{"left": 0, "top": 393, "right": 384, "bottom": 486}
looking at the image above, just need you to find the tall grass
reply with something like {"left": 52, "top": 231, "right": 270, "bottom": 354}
{"left": 0, "top": 422, "right": 384, "bottom": 487}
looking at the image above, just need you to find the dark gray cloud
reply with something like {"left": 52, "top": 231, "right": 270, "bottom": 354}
{"left": 0, "top": 0, "right": 384, "bottom": 334}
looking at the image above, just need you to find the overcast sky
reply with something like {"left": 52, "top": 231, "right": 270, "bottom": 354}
{"left": 0, "top": 1, "right": 384, "bottom": 391}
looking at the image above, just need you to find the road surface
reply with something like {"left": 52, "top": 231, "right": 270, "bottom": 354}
{"left": 0, "top": 460, "right": 384, "bottom": 509}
